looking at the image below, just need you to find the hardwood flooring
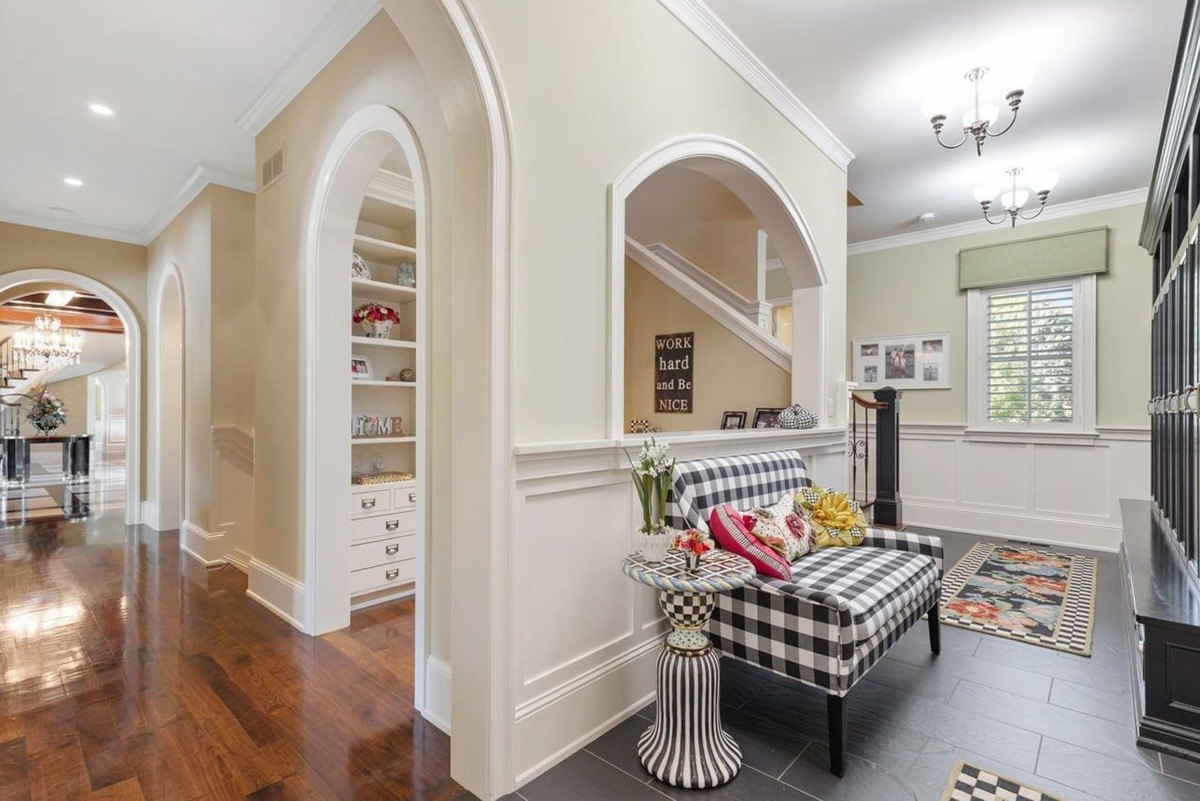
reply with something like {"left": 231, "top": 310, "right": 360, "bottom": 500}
{"left": 0, "top": 511, "right": 469, "bottom": 800}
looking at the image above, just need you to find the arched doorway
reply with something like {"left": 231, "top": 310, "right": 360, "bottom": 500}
{"left": 0, "top": 269, "right": 142, "bottom": 526}
{"left": 609, "top": 135, "right": 829, "bottom": 437}
{"left": 152, "top": 267, "right": 184, "bottom": 530}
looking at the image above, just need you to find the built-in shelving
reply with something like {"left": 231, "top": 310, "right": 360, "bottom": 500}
{"left": 348, "top": 159, "right": 422, "bottom": 611}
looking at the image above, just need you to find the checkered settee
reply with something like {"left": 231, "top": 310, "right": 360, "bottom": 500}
{"left": 666, "top": 450, "right": 943, "bottom": 696}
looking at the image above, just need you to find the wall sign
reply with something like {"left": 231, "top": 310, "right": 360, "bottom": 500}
{"left": 655, "top": 331, "right": 693, "bottom": 413}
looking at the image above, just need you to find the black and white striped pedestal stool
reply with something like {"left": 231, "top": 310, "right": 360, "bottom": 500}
{"left": 622, "top": 549, "right": 755, "bottom": 789}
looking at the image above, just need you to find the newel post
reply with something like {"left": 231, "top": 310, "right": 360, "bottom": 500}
{"left": 872, "top": 386, "right": 903, "bottom": 528}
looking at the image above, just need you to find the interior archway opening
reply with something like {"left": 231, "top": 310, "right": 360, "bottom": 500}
{"left": 156, "top": 270, "right": 184, "bottom": 530}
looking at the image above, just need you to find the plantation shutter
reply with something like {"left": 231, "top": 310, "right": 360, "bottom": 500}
{"left": 986, "top": 283, "right": 1075, "bottom": 424}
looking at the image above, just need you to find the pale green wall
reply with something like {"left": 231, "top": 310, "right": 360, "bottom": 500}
{"left": 847, "top": 203, "right": 1150, "bottom": 427}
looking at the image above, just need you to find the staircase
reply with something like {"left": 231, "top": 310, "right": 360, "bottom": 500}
{"left": 0, "top": 336, "right": 47, "bottom": 394}
{"left": 625, "top": 236, "right": 790, "bottom": 372}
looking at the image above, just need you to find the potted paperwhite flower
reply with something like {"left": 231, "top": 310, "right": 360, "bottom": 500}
{"left": 626, "top": 437, "right": 676, "bottom": 562}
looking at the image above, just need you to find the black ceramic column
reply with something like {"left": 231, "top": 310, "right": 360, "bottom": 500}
{"left": 873, "top": 386, "right": 903, "bottom": 528}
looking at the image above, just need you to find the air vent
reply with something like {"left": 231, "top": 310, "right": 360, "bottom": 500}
{"left": 261, "top": 147, "right": 284, "bottom": 191}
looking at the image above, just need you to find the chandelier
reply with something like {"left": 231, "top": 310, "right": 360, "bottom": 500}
{"left": 13, "top": 314, "right": 83, "bottom": 371}
{"left": 922, "top": 66, "right": 1030, "bottom": 156}
{"left": 973, "top": 167, "right": 1059, "bottom": 227}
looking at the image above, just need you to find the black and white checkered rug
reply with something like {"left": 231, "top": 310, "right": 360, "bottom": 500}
{"left": 940, "top": 760, "right": 1062, "bottom": 801}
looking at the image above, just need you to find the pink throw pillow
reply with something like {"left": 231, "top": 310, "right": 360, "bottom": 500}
{"left": 708, "top": 504, "right": 791, "bottom": 581}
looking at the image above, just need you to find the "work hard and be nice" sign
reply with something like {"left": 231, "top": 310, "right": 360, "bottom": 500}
{"left": 655, "top": 332, "right": 693, "bottom": 413}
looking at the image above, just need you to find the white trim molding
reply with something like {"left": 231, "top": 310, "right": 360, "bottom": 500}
{"left": 655, "top": 0, "right": 852, "bottom": 171}
{"left": 0, "top": 208, "right": 146, "bottom": 246}
{"left": 247, "top": 558, "right": 308, "bottom": 632}
{"left": 141, "top": 164, "right": 255, "bottom": 243}
{"left": 236, "top": 0, "right": 383, "bottom": 136}
{"left": 424, "top": 656, "right": 453, "bottom": 735}
{"left": 366, "top": 169, "right": 416, "bottom": 207}
{"left": 180, "top": 520, "right": 226, "bottom": 566}
{"left": 848, "top": 188, "right": 1149, "bottom": 256}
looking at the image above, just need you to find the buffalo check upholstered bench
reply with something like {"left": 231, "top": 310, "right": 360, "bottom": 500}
{"left": 666, "top": 450, "right": 943, "bottom": 776}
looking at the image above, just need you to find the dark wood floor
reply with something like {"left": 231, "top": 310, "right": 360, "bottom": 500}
{"left": 0, "top": 511, "right": 469, "bottom": 800}
{"left": 509, "top": 529, "right": 1200, "bottom": 801}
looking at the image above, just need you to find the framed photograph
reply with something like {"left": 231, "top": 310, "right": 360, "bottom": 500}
{"left": 752, "top": 407, "right": 783, "bottom": 428}
{"left": 720, "top": 411, "right": 747, "bottom": 430}
{"left": 852, "top": 333, "right": 950, "bottom": 390}
{"left": 351, "top": 354, "right": 374, "bottom": 380}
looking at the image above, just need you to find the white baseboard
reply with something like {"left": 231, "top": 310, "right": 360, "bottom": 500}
{"left": 903, "top": 500, "right": 1122, "bottom": 553}
{"left": 139, "top": 501, "right": 159, "bottom": 530}
{"left": 247, "top": 558, "right": 308, "bottom": 632}
{"left": 180, "top": 520, "right": 227, "bottom": 566}
{"left": 225, "top": 548, "right": 252, "bottom": 573}
{"left": 512, "top": 637, "right": 660, "bottom": 788}
{"left": 424, "top": 655, "right": 452, "bottom": 735}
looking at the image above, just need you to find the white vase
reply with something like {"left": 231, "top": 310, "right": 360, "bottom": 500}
{"left": 362, "top": 319, "right": 394, "bottom": 339}
{"left": 642, "top": 528, "right": 673, "bottom": 563}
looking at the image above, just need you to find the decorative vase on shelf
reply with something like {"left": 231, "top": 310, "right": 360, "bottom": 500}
{"left": 397, "top": 262, "right": 416, "bottom": 288}
{"left": 353, "top": 302, "right": 401, "bottom": 340}
{"left": 361, "top": 319, "right": 394, "bottom": 339}
{"left": 641, "top": 527, "right": 673, "bottom": 563}
{"left": 351, "top": 253, "right": 371, "bottom": 280}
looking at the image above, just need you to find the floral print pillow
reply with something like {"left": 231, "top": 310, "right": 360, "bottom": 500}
{"left": 748, "top": 494, "right": 814, "bottom": 562}
{"left": 794, "top": 485, "right": 868, "bottom": 549}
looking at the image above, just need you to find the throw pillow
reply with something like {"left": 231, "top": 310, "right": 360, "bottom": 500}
{"left": 708, "top": 504, "right": 791, "bottom": 581}
{"left": 748, "top": 494, "right": 813, "bottom": 562}
{"left": 794, "top": 486, "right": 868, "bottom": 549}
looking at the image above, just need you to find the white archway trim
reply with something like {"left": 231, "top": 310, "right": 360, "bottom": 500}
{"left": 147, "top": 264, "right": 185, "bottom": 533}
{"left": 608, "top": 134, "right": 829, "bottom": 438}
{"left": 302, "top": 102, "right": 431, "bottom": 706}
{"left": 0, "top": 269, "right": 142, "bottom": 526}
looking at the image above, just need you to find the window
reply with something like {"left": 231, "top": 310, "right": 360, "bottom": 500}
{"left": 968, "top": 276, "right": 1095, "bottom": 431}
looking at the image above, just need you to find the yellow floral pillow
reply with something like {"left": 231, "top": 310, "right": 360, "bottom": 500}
{"left": 794, "top": 486, "right": 868, "bottom": 549}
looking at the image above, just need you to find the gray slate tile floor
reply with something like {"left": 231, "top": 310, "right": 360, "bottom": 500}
{"left": 502, "top": 529, "right": 1200, "bottom": 801}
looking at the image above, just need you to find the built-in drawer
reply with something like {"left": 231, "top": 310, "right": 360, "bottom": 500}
{"left": 350, "top": 533, "right": 416, "bottom": 572}
{"left": 350, "top": 510, "right": 415, "bottom": 543}
{"left": 351, "top": 489, "right": 391, "bottom": 518}
{"left": 350, "top": 557, "right": 415, "bottom": 595}
{"left": 394, "top": 486, "right": 418, "bottom": 510}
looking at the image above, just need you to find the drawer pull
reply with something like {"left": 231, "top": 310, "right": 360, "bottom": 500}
{"left": 361, "top": 498, "right": 376, "bottom": 509}
{"left": 385, "top": 519, "right": 400, "bottom": 531}
{"left": 407, "top": 492, "right": 417, "bottom": 503}
{"left": 385, "top": 568, "right": 400, "bottom": 581}
{"left": 385, "top": 544, "right": 400, "bottom": 555}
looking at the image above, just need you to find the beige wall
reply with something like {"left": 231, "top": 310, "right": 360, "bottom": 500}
{"left": 846, "top": 204, "right": 1150, "bottom": 427}
{"left": 626, "top": 166, "right": 761, "bottom": 298}
{"left": 210, "top": 185, "right": 256, "bottom": 428}
{"left": 624, "top": 260, "right": 789, "bottom": 431}
{"left": 32, "top": 375, "right": 89, "bottom": 437}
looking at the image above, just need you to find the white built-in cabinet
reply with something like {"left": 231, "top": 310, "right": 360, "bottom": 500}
{"left": 348, "top": 167, "right": 422, "bottom": 610}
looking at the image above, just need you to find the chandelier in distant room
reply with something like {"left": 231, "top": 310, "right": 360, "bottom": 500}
{"left": 13, "top": 314, "right": 83, "bottom": 371}
{"left": 973, "top": 166, "right": 1059, "bottom": 227}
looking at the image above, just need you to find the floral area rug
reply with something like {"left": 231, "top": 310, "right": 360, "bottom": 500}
{"left": 939, "top": 543, "right": 1096, "bottom": 656}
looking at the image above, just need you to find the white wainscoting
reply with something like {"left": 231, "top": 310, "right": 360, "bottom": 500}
{"left": 211, "top": 425, "right": 254, "bottom": 570}
{"left": 511, "top": 428, "right": 845, "bottom": 786}
{"left": 857, "top": 423, "right": 1149, "bottom": 552}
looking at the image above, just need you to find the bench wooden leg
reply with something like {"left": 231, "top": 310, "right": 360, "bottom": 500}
{"left": 827, "top": 694, "right": 846, "bottom": 776}
{"left": 928, "top": 594, "right": 941, "bottom": 655}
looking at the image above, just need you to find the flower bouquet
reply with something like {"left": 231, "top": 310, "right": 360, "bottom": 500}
{"left": 25, "top": 385, "right": 67, "bottom": 435}
{"left": 674, "top": 528, "right": 713, "bottom": 573}
{"left": 626, "top": 437, "right": 676, "bottom": 562}
{"left": 352, "top": 302, "right": 401, "bottom": 339}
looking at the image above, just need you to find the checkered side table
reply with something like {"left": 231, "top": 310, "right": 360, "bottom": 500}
{"left": 621, "top": 549, "right": 755, "bottom": 789}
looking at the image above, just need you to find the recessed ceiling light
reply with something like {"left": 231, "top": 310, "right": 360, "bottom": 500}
{"left": 88, "top": 103, "right": 114, "bottom": 117}
{"left": 63, "top": 177, "right": 83, "bottom": 187}
{"left": 918, "top": 212, "right": 937, "bottom": 222}
{"left": 45, "top": 291, "right": 76, "bottom": 307}
{"left": 48, "top": 206, "right": 74, "bottom": 215}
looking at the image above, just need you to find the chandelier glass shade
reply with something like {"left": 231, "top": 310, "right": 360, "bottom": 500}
{"left": 923, "top": 66, "right": 1032, "bottom": 156}
{"left": 974, "top": 167, "right": 1058, "bottom": 228}
{"left": 13, "top": 314, "right": 83, "bottom": 371}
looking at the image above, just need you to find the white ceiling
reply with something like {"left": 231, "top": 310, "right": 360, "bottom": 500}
{"left": 0, "top": 0, "right": 352, "bottom": 241}
{"left": 705, "top": 0, "right": 1186, "bottom": 243}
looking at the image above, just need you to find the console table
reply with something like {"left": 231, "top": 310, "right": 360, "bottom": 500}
{"left": 621, "top": 549, "right": 755, "bottom": 789}
{"left": 2, "top": 435, "right": 91, "bottom": 486}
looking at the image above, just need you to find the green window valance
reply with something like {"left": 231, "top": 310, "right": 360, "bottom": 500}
{"left": 959, "top": 226, "right": 1109, "bottom": 290}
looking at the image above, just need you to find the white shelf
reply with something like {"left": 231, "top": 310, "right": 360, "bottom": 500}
{"left": 350, "top": 336, "right": 417, "bottom": 350}
{"left": 351, "top": 379, "right": 417, "bottom": 388}
{"left": 351, "top": 436, "right": 416, "bottom": 445}
{"left": 354, "top": 234, "right": 416, "bottom": 263}
{"left": 351, "top": 277, "right": 416, "bottom": 301}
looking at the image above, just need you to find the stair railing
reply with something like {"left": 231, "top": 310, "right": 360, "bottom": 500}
{"left": 848, "top": 387, "right": 904, "bottom": 528}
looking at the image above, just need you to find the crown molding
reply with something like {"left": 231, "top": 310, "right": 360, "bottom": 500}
{"left": 236, "top": 0, "right": 382, "bottom": 137}
{"left": 140, "top": 164, "right": 256, "bottom": 244}
{"left": 656, "top": 0, "right": 853, "bottom": 171}
{"left": 366, "top": 169, "right": 416, "bottom": 207}
{"left": 0, "top": 208, "right": 146, "bottom": 246}
{"left": 847, "top": 187, "right": 1150, "bottom": 256}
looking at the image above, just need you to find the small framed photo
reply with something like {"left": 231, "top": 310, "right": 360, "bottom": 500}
{"left": 351, "top": 354, "right": 374, "bottom": 380}
{"left": 720, "top": 411, "right": 746, "bottom": 430}
{"left": 753, "top": 407, "right": 783, "bottom": 429}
